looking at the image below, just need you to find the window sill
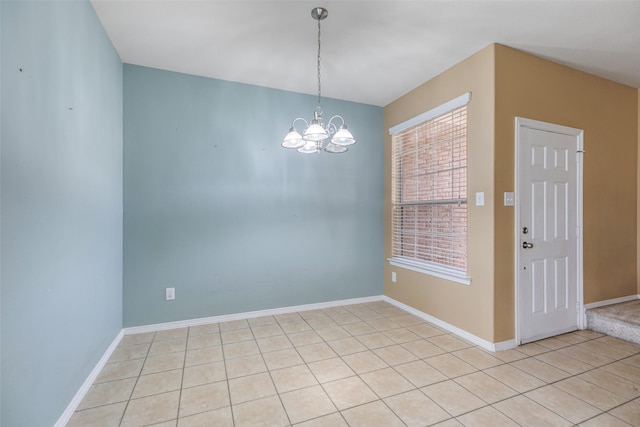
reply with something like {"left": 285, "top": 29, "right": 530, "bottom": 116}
{"left": 387, "top": 257, "right": 471, "bottom": 286}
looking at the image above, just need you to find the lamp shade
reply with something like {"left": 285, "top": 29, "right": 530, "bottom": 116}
{"left": 324, "top": 143, "right": 348, "bottom": 153}
{"left": 303, "top": 122, "right": 328, "bottom": 141}
{"left": 281, "top": 128, "right": 305, "bottom": 149}
{"left": 331, "top": 125, "right": 356, "bottom": 146}
{"left": 297, "top": 140, "right": 321, "bottom": 154}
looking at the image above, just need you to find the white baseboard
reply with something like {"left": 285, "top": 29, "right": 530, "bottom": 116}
{"left": 54, "top": 330, "right": 124, "bottom": 427}
{"left": 492, "top": 338, "right": 518, "bottom": 352}
{"left": 56, "top": 296, "right": 383, "bottom": 425}
{"left": 123, "top": 295, "right": 384, "bottom": 335}
{"left": 583, "top": 294, "right": 639, "bottom": 310}
{"left": 582, "top": 294, "right": 640, "bottom": 326}
{"left": 383, "top": 296, "right": 517, "bottom": 352}
{"left": 58, "top": 292, "right": 521, "bottom": 426}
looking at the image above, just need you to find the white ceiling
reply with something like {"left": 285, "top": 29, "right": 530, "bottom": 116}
{"left": 91, "top": 0, "right": 640, "bottom": 107}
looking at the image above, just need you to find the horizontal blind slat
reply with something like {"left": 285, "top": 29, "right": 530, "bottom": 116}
{"left": 391, "top": 103, "right": 468, "bottom": 271}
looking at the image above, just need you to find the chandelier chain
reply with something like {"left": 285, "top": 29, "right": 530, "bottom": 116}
{"left": 317, "top": 16, "right": 322, "bottom": 107}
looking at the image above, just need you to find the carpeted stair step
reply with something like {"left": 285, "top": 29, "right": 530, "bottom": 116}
{"left": 586, "top": 300, "right": 640, "bottom": 345}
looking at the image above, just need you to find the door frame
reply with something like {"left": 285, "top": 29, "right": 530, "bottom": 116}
{"left": 514, "top": 117, "right": 584, "bottom": 345}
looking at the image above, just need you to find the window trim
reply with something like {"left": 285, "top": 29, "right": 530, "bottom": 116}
{"left": 388, "top": 92, "right": 471, "bottom": 285}
{"left": 388, "top": 256, "right": 471, "bottom": 285}
{"left": 388, "top": 92, "right": 471, "bottom": 135}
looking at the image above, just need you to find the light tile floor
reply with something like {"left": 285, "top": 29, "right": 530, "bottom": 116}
{"left": 68, "top": 301, "right": 640, "bottom": 426}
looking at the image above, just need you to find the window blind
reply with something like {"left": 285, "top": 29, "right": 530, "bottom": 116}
{"left": 391, "top": 103, "right": 468, "bottom": 272}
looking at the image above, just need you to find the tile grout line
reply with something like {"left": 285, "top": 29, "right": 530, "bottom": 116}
{"left": 71, "top": 303, "right": 640, "bottom": 426}
{"left": 270, "top": 313, "right": 302, "bottom": 424}
{"left": 474, "top": 338, "right": 640, "bottom": 426}
{"left": 118, "top": 331, "right": 156, "bottom": 427}
{"left": 249, "top": 316, "right": 293, "bottom": 427}
{"left": 297, "top": 306, "right": 460, "bottom": 425}
{"left": 175, "top": 327, "right": 190, "bottom": 425}
{"left": 220, "top": 324, "right": 236, "bottom": 427}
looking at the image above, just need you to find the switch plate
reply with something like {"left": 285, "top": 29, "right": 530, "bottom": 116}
{"left": 391, "top": 272, "right": 397, "bottom": 283}
{"left": 504, "top": 192, "right": 515, "bottom": 206}
{"left": 166, "top": 287, "right": 175, "bottom": 301}
{"left": 475, "top": 192, "right": 485, "bottom": 206}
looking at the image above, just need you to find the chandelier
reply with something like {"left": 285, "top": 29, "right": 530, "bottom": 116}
{"left": 281, "top": 7, "right": 356, "bottom": 154}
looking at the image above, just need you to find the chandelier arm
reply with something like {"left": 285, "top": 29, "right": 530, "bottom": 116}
{"left": 326, "top": 115, "right": 346, "bottom": 126}
{"left": 291, "top": 117, "right": 309, "bottom": 131}
{"left": 325, "top": 115, "right": 346, "bottom": 135}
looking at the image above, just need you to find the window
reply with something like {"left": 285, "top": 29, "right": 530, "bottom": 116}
{"left": 389, "top": 93, "right": 470, "bottom": 285}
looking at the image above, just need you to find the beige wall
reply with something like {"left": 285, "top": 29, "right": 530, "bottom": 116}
{"left": 495, "top": 45, "right": 638, "bottom": 342}
{"left": 384, "top": 43, "right": 638, "bottom": 344}
{"left": 384, "top": 45, "right": 496, "bottom": 342}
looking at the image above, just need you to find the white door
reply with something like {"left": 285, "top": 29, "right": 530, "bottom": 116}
{"left": 516, "top": 118, "right": 583, "bottom": 344}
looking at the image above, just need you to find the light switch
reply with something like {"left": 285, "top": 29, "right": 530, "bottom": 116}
{"left": 475, "top": 192, "right": 484, "bottom": 206}
{"left": 504, "top": 192, "right": 515, "bottom": 206}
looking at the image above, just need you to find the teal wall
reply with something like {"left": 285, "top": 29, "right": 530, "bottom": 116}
{"left": 0, "top": 1, "right": 383, "bottom": 422}
{"left": 124, "top": 65, "right": 384, "bottom": 327}
{"left": 0, "top": 1, "right": 123, "bottom": 426}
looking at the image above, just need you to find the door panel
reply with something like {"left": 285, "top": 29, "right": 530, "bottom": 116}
{"left": 517, "top": 119, "right": 582, "bottom": 344}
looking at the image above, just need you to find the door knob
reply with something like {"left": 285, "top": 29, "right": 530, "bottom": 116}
{"left": 522, "top": 242, "right": 534, "bottom": 249}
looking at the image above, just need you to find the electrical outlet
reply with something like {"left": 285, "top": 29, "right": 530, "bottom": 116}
{"left": 166, "top": 287, "right": 175, "bottom": 301}
{"left": 391, "top": 272, "right": 397, "bottom": 283}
